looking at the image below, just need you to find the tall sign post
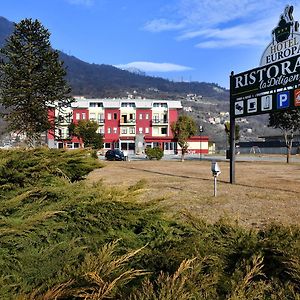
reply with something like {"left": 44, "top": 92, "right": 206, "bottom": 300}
{"left": 229, "top": 5, "right": 300, "bottom": 184}
{"left": 229, "top": 72, "right": 236, "bottom": 183}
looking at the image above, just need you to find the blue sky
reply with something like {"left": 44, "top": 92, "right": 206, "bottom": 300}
{"left": 1, "top": 0, "right": 300, "bottom": 88}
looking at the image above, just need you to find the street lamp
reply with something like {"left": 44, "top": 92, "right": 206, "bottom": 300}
{"left": 199, "top": 125, "right": 203, "bottom": 160}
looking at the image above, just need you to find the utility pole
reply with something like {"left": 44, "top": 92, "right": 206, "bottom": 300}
{"left": 199, "top": 125, "right": 203, "bottom": 160}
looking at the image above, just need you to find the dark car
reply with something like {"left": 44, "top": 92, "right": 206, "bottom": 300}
{"left": 105, "top": 149, "right": 125, "bottom": 161}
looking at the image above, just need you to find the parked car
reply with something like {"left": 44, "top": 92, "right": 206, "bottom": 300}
{"left": 105, "top": 149, "right": 125, "bottom": 161}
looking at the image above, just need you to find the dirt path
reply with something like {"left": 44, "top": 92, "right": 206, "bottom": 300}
{"left": 87, "top": 160, "right": 300, "bottom": 228}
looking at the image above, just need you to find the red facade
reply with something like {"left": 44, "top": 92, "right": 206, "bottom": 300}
{"left": 105, "top": 109, "right": 120, "bottom": 144}
{"left": 73, "top": 108, "right": 89, "bottom": 124}
{"left": 168, "top": 109, "right": 178, "bottom": 135}
{"left": 136, "top": 109, "right": 152, "bottom": 137}
{"left": 47, "top": 108, "right": 55, "bottom": 140}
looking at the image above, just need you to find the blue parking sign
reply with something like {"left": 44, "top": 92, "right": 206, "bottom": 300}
{"left": 277, "top": 91, "right": 290, "bottom": 109}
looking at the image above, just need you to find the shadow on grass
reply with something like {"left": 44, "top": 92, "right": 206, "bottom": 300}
{"left": 122, "top": 166, "right": 298, "bottom": 194}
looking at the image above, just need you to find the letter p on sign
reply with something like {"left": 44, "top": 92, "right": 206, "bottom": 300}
{"left": 277, "top": 91, "right": 290, "bottom": 109}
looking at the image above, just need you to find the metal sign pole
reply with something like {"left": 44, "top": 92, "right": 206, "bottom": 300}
{"left": 230, "top": 72, "right": 236, "bottom": 184}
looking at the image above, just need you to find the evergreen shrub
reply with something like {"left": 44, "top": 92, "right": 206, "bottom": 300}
{"left": 145, "top": 147, "right": 164, "bottom": 160}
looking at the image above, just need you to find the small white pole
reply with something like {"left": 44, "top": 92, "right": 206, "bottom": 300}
{"left": 211, "top": 161, "right": 220, "bottom": 197}
{"left": 214, "top": 175, "right": 217, "bottom": 197}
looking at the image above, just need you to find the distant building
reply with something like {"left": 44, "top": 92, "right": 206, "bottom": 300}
{"left": 183, "top": 106, "right": 192, "bottom": 112}
{"left": 219, "top": 111, "right": 229, "bottom": 116}
{"left": 239, "top": 135, "right": 300, "bottom": 155}
{"left": 208, "top": 117, "right": 215, "bottom": 124}
{"left": 214, "top": 117, "right": 221, "bottom": 124}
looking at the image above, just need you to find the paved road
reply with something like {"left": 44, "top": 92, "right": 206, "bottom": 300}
{"left": 185, "top": 154, "right": 300, "bottom": 163}
{"left": 100, "top": 153, "right": 300, "bottom": 163}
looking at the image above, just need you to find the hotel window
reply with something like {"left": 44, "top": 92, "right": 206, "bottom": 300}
{"left": 113, "top": 127, "right": 117, "bottom": 134}
{"left": 114, "top": 113, "right": 118, "bottom": 120}
{"left": 153, "top": 113, "right": 159, "bottom": 122}
{"left": 139, "top": 127, "right": 143, "bottom": 133}
{"left": 89, "top": 113, "right": 96, "bottom": 120}
{"left": 99, "top": 127, "right": 104, "bottom": 134}
{"left": 107, "top": 127, "right": 111, "bottom": 134}
{"left": 98, "top": 114, "right": 104, "bottom": 123}
{"left": 145, "top": 127, "right": 149, "bottom": 134}
{"left": 161, "top": 128, "right": 167, "bottom": 134}
{"left": 90, "top": 102, "right": 103, "bottom": 107}
{"left": 121, "top": 102, "right": 135, "bottom": 107}
{"left": 121, "top": 128, "right": 127, "bottom": 134}
{"left": 153, "top": 103, "right": 159, "bottom": 107}
{"left": 129, "top": 113, "right": 135, "bottom": 121}
{"left": 82, "top": 112, "right": 86, "bottom": 120}
{"left": 139, "top": 113, "right": 143, "bottom": 120}
{"left": 76, "top": 113, "right": 80, "bottom": 120}
{"left": 153, "top": 127, "right": 159, "bottom": 135}
{"left": 129, "top": 127, "right": 135, "bottom": 134}
{"left": 146, "top": 113, "right": 149, "bottom": 120}
{"left": 105, "top": 143, "right": 111, "bottom": 148}
{"left": 107, "top": 113, "right": 112, "bottom": 120}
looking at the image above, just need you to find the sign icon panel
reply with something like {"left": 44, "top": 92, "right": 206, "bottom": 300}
{"left": 277, "top": 91, "right": 290, "bottom": 109}
{"left": 235, "top": 101, "right": 244, "bottom": 115}
{"left": 261, "top": 95, "right": 272, "bottom": 111}
{"left": 295, "top": 89, "right": 300, "bottom": 106}
{"left": 247, "top": 98, "right": 257, "bottom": 113}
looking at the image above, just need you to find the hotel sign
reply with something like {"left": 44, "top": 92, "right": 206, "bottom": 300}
{"left": 260, "top": 36, "right": 300, "bottom": 66}
{"left": 231, "top": 5, "right": 300, "bottom": 117}
{"left": 232, "top": 55, "right": 300, "bottom": 97}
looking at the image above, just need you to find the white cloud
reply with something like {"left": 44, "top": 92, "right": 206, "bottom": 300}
{"left": 66, "top": 0, "right": 94, "bottom": 6}
{"left": 115, "top": 61, "right": 193, "bottom": 72}
{"left": 144, "top": 0, "right": 300, "bottom": 49}
{"left": 144, "top": 19, "right": 185, "bottom": 33}
{"left": 177, "top": 0, "right": 278, "bottom": 28}
{"left": 188, "top": 18, "right": 273, "bottom": 48}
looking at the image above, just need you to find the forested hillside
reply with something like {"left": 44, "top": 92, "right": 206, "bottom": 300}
{"left": 0, "top": 16, "right": 229, "bottom": 100}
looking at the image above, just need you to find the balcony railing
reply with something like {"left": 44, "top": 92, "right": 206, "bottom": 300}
{"left": 120, "top": 119, "right": 136, "bottom": 125}
{"left": 152, "top": 118, "right": 168, "bottom": 124}
{"left": 89, "top": 118, "right": 105, "bottom": 124}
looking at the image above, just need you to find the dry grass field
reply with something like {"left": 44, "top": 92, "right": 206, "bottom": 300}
{"left": 87, "top": 160, "right": 300, "bottom": 228}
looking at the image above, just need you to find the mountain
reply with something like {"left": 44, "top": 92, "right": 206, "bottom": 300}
{"left": 0, "top": 17, "right": 14, "bottom": 48}
{"left": 0, "top": 16, "right": 229, "bottom": 100}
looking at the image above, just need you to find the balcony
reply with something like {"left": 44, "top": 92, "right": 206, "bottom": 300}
{"left": 120, "top": 119, "right": 136, "bottom": 125}
{"left": 97, "top": 119, "right": 105, "bottom": 124}
{"left": 152, "top": 118, "right": 168, "bottom": 125}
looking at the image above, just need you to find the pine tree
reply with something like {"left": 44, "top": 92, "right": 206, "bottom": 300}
{"left": 0, "top": 18, "right": 72, "bottom": 146}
